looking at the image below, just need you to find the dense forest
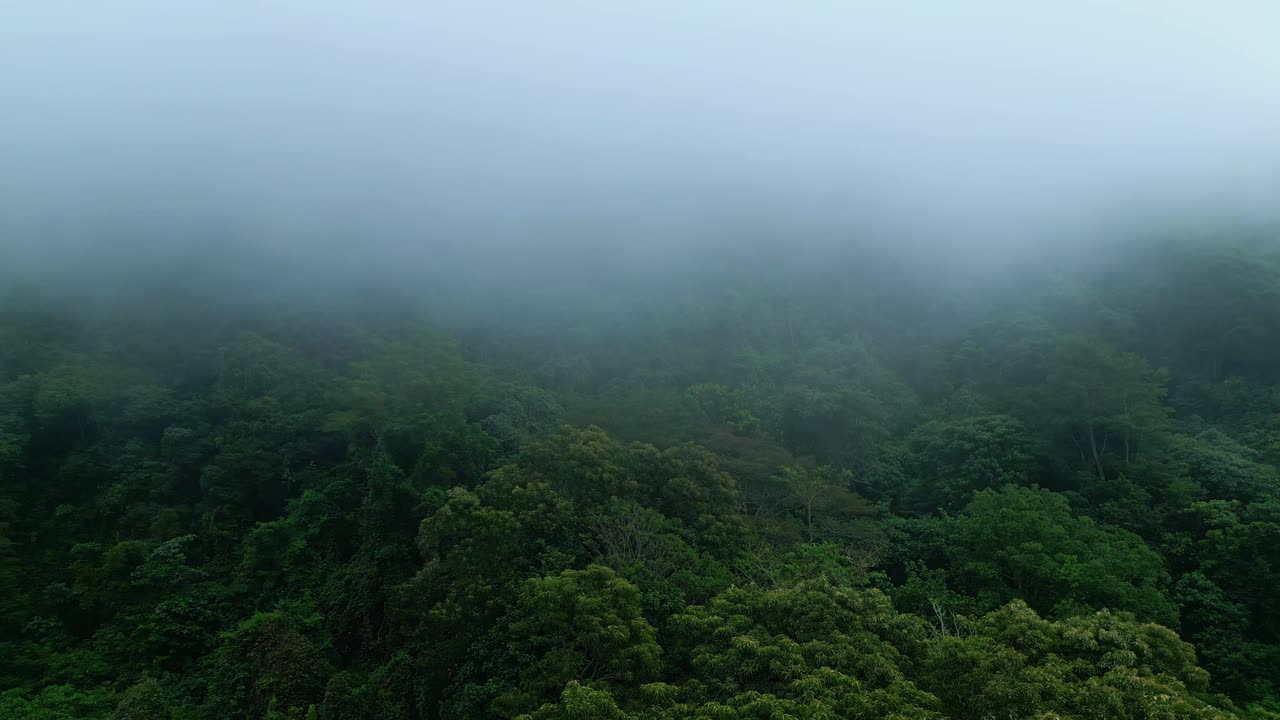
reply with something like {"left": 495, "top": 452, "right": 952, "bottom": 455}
{"left": 3, "top": 234, "right": 1280, "bottom": 719}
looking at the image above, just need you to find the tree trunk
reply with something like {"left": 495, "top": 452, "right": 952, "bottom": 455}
{"left": 1088, "top": 423, "right": 1106, "bottom": 484}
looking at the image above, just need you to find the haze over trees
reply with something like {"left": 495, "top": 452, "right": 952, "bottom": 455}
{"left": 4, "top": 2, "right": 1280, "bottom": 719}
{"left": 3, "top": 237, "right": 1280, "bottom": 719}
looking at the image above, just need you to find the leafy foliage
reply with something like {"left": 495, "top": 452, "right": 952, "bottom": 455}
{"left": 4, "top": 239, "right": 1280, "bottom": 717}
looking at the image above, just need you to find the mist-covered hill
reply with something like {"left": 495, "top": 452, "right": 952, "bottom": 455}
{"left": 3, "top": 234, "right": 1280, "bottom": 718}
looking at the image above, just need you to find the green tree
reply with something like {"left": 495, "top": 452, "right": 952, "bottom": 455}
{"left": 447, "top": 565, "right": 660, "bottom": 719}
{"left": 920, "top": 600, "right": 1234, "bottom": 720}
{"left": 113, "top": 677, "right": 172, "bottom": 720}
{"left": 779, "top": 464, "right": 880, "bottom": 546}
{"left": 902, "top": 414, "right": 1032, "bottom": 512}
{"left": 660, "top": 582, "right": 940, "bottom": 719}
{"left": 1041, "top": 337, "right": 1171, "bottom": 484}
{"left": 945, "top": 486, "right": 1175, "bottom": 622}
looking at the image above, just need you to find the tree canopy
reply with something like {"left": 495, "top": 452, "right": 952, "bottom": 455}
{"left": 3, "top": 239, "right": 1280, "bottom": 718}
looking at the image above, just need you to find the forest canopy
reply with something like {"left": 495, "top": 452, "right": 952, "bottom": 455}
{"left": 2, "top": 236, "right": 1279, "bottom": 719}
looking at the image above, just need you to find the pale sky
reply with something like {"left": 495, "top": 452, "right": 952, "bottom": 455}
{"left": 2, "top": 1, "right": 1278, "bottom": 261}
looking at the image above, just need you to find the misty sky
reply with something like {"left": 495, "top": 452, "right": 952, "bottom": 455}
{"left": 3, "top": 1, "right": 1279, "bottom": 264}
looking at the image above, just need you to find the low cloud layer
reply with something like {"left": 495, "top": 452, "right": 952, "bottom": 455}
{"left": 3, "top": 1, "right": 1279, "bottom": 269}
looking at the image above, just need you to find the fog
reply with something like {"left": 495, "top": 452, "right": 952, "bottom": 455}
{"left": 3, "top": 1, "right": 1280, "bottom": 279}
